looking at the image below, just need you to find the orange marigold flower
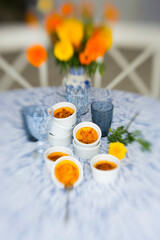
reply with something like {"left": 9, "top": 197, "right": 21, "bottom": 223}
{"left": 79, "top": 50, "right": 93, "bottom": 65}
{"left": 84, "top": 26, "right": 113, "bottom": 59}
{"left": 86, "top": 36, "right": 106, "bottom": 58}
{"left": 61, "top": 2, "right": 75, "bottom": 16}
{"left": 104, "top": 2, "right": 120, "bottom": 23}
{"left": 26, "top": 45, "right": 47, "bottom": 67}
{"left": 45, "top": 12, "right": 63, "bottom": 33}
{"left": 24, "top": 11, "right": 39, "bottom": 26}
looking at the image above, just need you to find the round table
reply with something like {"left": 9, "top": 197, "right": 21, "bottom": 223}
{"left": 0, "top": 87, "right": 160, "bottom": 240}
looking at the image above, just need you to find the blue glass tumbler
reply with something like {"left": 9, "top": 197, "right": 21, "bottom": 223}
{"left": 23, "top": 105, "right": 53, "bottom": 158}
{"left": 91, "top": 101, "right": 114, "bottom": 137}
{"left": 66, "top": 86, "right": 90, "bottom": 123}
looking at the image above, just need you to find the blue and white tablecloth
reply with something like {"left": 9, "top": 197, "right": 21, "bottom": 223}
{"left": 0, "top": 87, "right": 160, "bottom": 240}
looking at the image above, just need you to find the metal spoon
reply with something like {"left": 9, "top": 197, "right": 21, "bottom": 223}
{"left": 64, "top": 184, "right": 73, "bottom": 224}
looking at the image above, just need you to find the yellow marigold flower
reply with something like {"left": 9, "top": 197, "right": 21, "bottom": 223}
{"left": 54, "top": 41, "right": 73, "bottom": 61}
{"left": 108, "top": 142, "right": 127, "bottom": 160}
{"left": 56, "top": 18, "right": 84, "bottom": 47}
{"left": 37, "top": 0, "right": 53, "bottom": 13}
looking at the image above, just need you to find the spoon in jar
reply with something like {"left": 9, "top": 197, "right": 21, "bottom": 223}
{"left": 64, "top": 183, "right": 73, "bottom": 224}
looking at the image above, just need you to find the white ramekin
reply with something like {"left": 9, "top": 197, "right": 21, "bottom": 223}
{"left": 90, "top": 154, "right": 120, "bottom": 184}
{"left": 48, "top": 132, "right": 72, "bottom": 147}
{"left": 50, "top": 120, "right": 75, "bottom": 137}
{"left": 51, "top": 156, "right": 83, "bottom": 188}
{"left": 73, "top": 122, "right": 102, "bottom": 148}
{"left": 44, "top": 147, "right": 73, "bottom": 172}
{"left": 73, "top": 139, "right": 101, "bottom": 160}
{"left": 52, "top": 102, "right": 76, "bottom": 127}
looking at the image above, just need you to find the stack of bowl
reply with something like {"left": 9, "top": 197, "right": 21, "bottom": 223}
{"left": 48, "top": 102, "right": 76, "bottom": 147}
{"left": 73, "top": 122, "right": 102, "bottom": 159}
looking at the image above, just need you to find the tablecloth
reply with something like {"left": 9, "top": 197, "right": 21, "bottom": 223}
{"left": 0, "top": 87, "right": 160, "bottom": 240}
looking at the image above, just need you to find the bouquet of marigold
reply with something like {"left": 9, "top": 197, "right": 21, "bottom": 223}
{"left": 26, "top": 1, "right": 113, "bottom": 76}
{"left": 44, "top": 12, "right": 113, "bottom": 76}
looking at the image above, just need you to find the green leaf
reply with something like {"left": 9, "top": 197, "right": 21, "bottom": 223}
{"left": 136, "top": 138, "right": 151, "bottom": 151}
{"left": 107, "top": 113, "right": 151, "bottom": 152}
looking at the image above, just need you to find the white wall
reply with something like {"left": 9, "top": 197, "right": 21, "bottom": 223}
{"left": 56, "top": 0, "right": 160, "bottom": 23}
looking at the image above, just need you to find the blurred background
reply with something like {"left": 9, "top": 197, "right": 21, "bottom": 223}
{"left": 0, "top": 0, "right": 160, "bottom": 98}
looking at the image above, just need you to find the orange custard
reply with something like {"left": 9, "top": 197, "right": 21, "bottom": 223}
{"left": 54, "top": 107, "right": 74, "bottom": 118}
{"left": 47, "top": 152, "right": 69, "bottom": 162}
{"left": 94, "top": 160, "right": 117, "bottom": 171}
{"left": 55, "top": 160, "right": 79, "bottom": 186}
{"left": 76, "top": 127, "right": 98, "bottom": 144}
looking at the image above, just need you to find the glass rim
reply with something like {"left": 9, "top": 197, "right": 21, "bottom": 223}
{"left": 23, "top": 104, "right": 53, "bottom": 116}
{"left": 65, "top": 89, "right": 87, "bottom": 98}
{"left": 91, "top": 101, "right": 114, "bottom": 112}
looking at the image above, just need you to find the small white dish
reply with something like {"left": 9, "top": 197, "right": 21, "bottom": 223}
{"left": 73, "top": 122, "right": 102, "bottom": 148}
{"left": 51, "top": 156, "right": 83, "bottom": 188}
{"left": 50, "top": 120, "right": 75, "bottom": 137}
{"left": 52, "top": 102, "right": 76, "bottom": 127}
{"left": 90, "top": 154, "right": 120, "bottom": 184}
{"left": 73, "top": 139, "right": 101, "bottom": 159}
{"left": 48, "top": 132, "right": 72, "bottom": 147}
{"left": 44, "top": 147, "right": 73, "bottom": 172}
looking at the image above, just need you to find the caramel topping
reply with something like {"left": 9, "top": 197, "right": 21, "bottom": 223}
{"left": 54, "top": 107, "right": 74, "bottom": 118}
{"left": 76, "top": 127, "right": 98, "bottom": 144}
{"left": 94, "top": 160, "right": 117, "bottom": 171}
{"left": 47, "top": 152, "right": 69, "bottom": 162}
{"left": 55, "top": 160, "right": 79, "bottom": 186}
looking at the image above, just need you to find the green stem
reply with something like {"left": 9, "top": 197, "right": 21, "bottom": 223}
{"left": 126, "top": 112, "right": 139, "bottom": 130}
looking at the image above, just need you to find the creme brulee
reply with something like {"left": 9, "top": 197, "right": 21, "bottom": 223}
{"left": 47, "top": 152, "right": 69, "bottom": 162}
{"left": 76, "top": 127, "right": 98, "bottom": 144}
{"left": 94, "top": 160, "right": 117, "bottom": 171}
{"left": 54, "top": 107, "right": 74, "bottom": 119}
{"left": 55, "top": 160, "right": 79, "bottom": 186}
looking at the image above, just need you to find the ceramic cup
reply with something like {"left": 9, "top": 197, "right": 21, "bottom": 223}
{"left": 44, "top": 147, "right": 73, "bottom": 172}
{"left": 52, "top": 102, "right": 76, "bottom": 128}
{"left": 90, "top": 154, "right": 120, "bottom": 184}
{"left": 73, "top": 139, "right": 101, "bottom": 160}
{"left": 48, "top": 132, "right": 72, "bottom": 147}
{"left": 73, "top": 122, "right": 102, "bottom": 148}
{"left": 51, "top": 156, "right": 83, "bottom": 188}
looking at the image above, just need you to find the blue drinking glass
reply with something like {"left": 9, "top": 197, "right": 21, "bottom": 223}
{"left": 91, "top": 101, "right": 114, "bottom": 137}
{"left": 23, "top": 105, "right": 53, "bottom": 157}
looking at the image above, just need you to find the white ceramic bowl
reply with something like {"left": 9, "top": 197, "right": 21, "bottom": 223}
{"left": 73, "top": 122, "right": 102, "bottom": 148}
{"left": 73, "top": 139, "right": 101, "bottom": 159}
{"left": 44, "top": 147, "right": 73, "bottom": 172}
{"left": 51, "top": 156, "right": 83, "bottom": 188}
{"left": 52, "top": 102, "right": 76, "bottom": 127}
{"left": 50, "top": 120, "right": 75, "bottom": 137}
{"left": 90, "top": 154, "right": 120, "bottom": 184}
{"left": 48, "top": 132, "right": 72, "bottom": 147}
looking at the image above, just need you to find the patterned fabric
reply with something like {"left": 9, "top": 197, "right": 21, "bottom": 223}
{"left": 0, "top": 87, "right": 160, "bottom": 240}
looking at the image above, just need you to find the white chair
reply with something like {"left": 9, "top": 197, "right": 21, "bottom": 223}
{"left": 1, "top": 22, "right": 160, "bottom": 99}
{"left": 94, "top": 22, "right": 160, "bottom": 99}
{"left": 0, "top": 24, "right": 50, "bottom": 91}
